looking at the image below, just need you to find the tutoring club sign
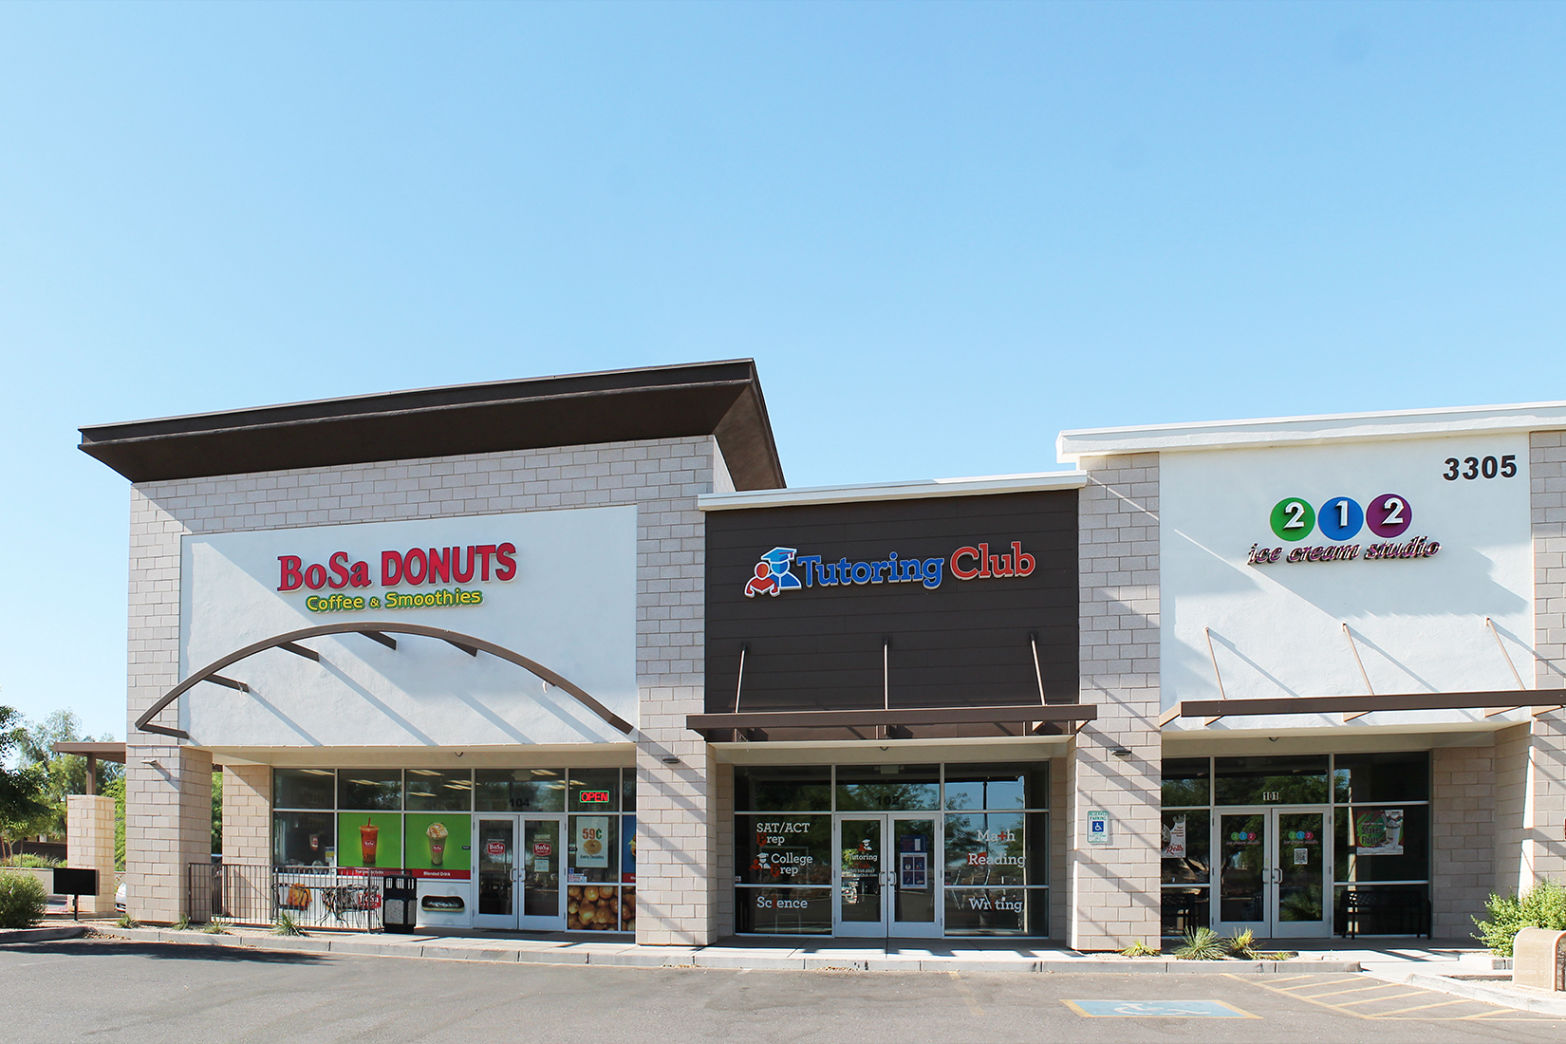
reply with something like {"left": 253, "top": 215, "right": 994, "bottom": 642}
{"left": 743, "top": 541, "right": 1036, "bottom": 597}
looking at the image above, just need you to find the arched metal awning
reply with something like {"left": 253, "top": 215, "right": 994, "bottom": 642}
{"left": 134, "top": 621, "right": 632, "bottom": 739}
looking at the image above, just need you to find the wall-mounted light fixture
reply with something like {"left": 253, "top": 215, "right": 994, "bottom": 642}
{"left": 660, "top": 755, "right": 681, "bottom": 765}
{"left": 1110, "top": 747, "right": 1131, "bottom": 758}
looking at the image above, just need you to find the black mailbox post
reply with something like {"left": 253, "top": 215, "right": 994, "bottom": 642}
{"left": 52, "top": 868, "right": 98, "bottom": 920}
{"left": 382, "top": 874, "right": 417, "bottom": 934}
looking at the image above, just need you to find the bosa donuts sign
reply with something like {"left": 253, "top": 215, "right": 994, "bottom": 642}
{"left": 276, "top": 542, "right": 519, "bottom": 613}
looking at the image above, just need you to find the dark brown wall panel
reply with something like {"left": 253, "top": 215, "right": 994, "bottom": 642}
{"left": 705, "top": 491, "right": 1078, "bottom": 714}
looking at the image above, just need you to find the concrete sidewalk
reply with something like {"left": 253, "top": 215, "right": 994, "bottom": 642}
{"left": 87, "top": 920, "right": 1366, "bottom": 974}
{"left": 33, "top": 919, "right": 1566, "bottom": 1015}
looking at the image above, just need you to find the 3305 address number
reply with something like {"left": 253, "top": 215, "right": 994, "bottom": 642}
{"left": 1442, "top": 455, "right": 1517, "bottom": 481}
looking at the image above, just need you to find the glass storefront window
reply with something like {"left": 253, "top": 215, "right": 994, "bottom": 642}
{"left": 567, "top": 813, "right": 620, "bottom": 930}
{"left": 1160, "top": 810, "right": 1209, "bottom": 885}
{"left": 475, "top": 768, "right": 565, "bottom": 812}
{"left": 736, "top": 887, "right": 833, "bottom": 934}
{"left": 1333, "top": 753, "right": 1431, "bottom": 803}
{"left": 273, "top": 812, "right": 335, "bottom": 865}
{"left": 337, "top": 769, "right": 403, "bottom": 810}
{"left": 735, "top": 766, "right": 831, "bottom": 811}
{"left": 943, "top": 763, "right": 1047, "bottom": 811}
{"left": 1333, "top": 884, "right": 1431, "bottom": 936}
{"left": 1214, "top": 756, "right": 1328, "bottom": 805}
{"left": 404, "top": 769, "right": 473, "bottom": 811}
{"left": 273, "top": 768, "right": 335, "bottom": 809}
{"left": 943, "top": 888, "right": 1047, "bottom": 936}
{"left": 1161, "top": 758, "right": 1210, "bottom": 807}
{"left": 568, "top": 813, "right": 618, "bottom": 883}
{"left": 569, "top": 768, "right": 620, "bottom": 812}
{"left": 566, "top": 883, "right": 623, "bottom": 931}
{"left": 736, "top": 814, "right": 831, "bottom": 886}
{"left": 835, "top": 764, "right": 940, "bottom": 811}
{"left": 944, "top": 812, "right": 1033, "bottom": 887}
{"left": 1161, "top": 888, "right": 1208, "bottom": 935}
{"left": 622, "top": 768, "right": 637, "bottom": 811}
{"left": 1334, "top": 804, "right": 1430, "bottom": 883}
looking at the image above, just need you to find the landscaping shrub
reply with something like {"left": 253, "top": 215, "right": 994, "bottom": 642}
{"left": 1473, "top": 880, "right": 1566, "bottom": 956}
{"left": 0, "top": 872, "right": 48, "bottom": 928}
{"left": 1173, "top": 926, "right": 1227, "bottom": 960}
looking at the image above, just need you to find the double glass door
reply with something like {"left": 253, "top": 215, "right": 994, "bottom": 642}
{"left": 835, "top": 815, "right": 940, "bottom": 938}
{"left": 474, "top": 815, "right": 565, "bottom": 930}
{"left": 1216, "top": 807, "right": 1330, "bottom": 938}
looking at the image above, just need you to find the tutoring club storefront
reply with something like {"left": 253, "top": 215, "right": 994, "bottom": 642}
{"left": 695, "top": 478, "right": 1084, "bottom": 939}
{"left": 81, "top": 363, "right": 1566, "bottom": 949}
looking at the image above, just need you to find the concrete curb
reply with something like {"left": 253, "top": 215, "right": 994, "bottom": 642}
{"left": 0, "top": 924, "right": 87, "bottom": 944}
{"left": 1402, "top": 971, "right": 1566, "bottom": 1017}
{"left": 87, "top": 927, "right": 1361, "bottom": 974}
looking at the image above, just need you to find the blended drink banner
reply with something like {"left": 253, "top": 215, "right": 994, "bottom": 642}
{"left": 336, "top": 812, "right": 404, "bottom": 872}
{"left": 405, "top": 813, "right": 472, "bottom": 879}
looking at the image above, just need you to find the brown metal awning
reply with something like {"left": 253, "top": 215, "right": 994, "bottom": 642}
{"left": 135, "top": 621, "right": 632, "bottom": 740}
{"left": 688, "top": 703, "right": 1096, "bottom": 742}
{"left": 52, "top": 742, "right": 127, "bottom": 796}
{"left": 1159, "top": 689, "right": 1563, "bottom": 726}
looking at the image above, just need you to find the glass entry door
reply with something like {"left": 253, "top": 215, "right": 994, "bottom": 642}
{"left": 834, "top": 815, "right": 940, "bottom": 938}
{"left": 473, "top": 815, "right": 566, "bottom": 930}
{"left": 1215, "top": 807, "right": 1329, "bottom": 938}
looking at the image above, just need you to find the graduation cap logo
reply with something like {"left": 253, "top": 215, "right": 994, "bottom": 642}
{"left": 744, "top": 546, "right": 803, "bottom": 598}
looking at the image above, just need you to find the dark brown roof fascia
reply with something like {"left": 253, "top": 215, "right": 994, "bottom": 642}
{"left": 79, "top": 359, "right": 785, "bottom": 491}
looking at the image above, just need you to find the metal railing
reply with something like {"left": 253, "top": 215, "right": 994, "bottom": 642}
{"left": 188, "top": 863, "right": 385, "bottom": 931}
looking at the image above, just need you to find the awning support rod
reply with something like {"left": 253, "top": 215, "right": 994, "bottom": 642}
{"left": 279, "top": 641, "right": 319, "bottom": 662}
{"left": 1483, "top": 617, "right": 1563, "bottom": 718}
{"left": 1202, "top": 627, "right": 1227, "bottom": 725}
{"left": 734, "top": 643, "right": 747, "bottom": 715}
{"left": 1029, "top": 632, "right": 1047, "bottom": 706}
{"left": 882, "top": 638, "right": 891, "bottom": 740}
{"left": 1342, "top": 624, "right": 1376, "bottom": 723}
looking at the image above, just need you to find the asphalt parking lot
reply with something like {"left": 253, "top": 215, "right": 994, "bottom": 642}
{"left": 2, "top": 938, "right": 1563, "bottom": 1043}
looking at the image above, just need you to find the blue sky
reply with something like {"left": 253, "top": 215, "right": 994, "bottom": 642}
{"left": 2, "top": 2, "right": 1563, "bottom": 739}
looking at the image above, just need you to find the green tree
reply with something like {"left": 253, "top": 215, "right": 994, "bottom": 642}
{"left": 102, "top": 776, "right": 126, "bottom": 871}
{"left": 0, "top": 707, "right": 49, "bottom": 860}
{"left": 212, "top": 770, "right": 222, "bottom": 855}
{"left": 17, "top": 710, "right": 123, "bottom": 840}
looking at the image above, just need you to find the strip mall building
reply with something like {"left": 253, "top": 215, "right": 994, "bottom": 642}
{"left": 80, "top": 361, "right": 1566, "bottom": 949}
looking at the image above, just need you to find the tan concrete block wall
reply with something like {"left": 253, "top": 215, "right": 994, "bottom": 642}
{"left": 1494, "top": 723, "right": 1530, "bottom": 896}
{"left": 65, "top": 794, "right": 117, "bottom": 915}
{"left": 1070, "top": 452, "right": 1161, "bottom": 951}
{"left": 125, "top": 435, "right": 725, "bottom": 941}
{"left": 221, "top": 765, "right": 272, "bottom": 865}
{"left": 1049, "top": 757, "right": 1068, "bottom": 942}
{"left": 124, "top": 746, "right": 211, "bottom": 922}
{"left": 1526, "top": 431, "right": 1566, "bottom": 888}
{"left": 1430, "top": 745, "right": 1496, "bottom": 935}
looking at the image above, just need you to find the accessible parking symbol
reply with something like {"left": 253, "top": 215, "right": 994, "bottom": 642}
{"left": 1064, "top": 999, "right": 1257, "bottom": 1018}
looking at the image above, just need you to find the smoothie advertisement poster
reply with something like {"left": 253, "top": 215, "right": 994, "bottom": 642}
{"left": 336, "top": 813, "right": 403, "bottom": 872}
{"left": 404, "top": 814, "right": 472, "bottom": 879}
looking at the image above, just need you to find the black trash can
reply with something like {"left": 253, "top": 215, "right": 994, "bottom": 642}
{"left": 382, "top": 874, "right": 417, "bottom": 934}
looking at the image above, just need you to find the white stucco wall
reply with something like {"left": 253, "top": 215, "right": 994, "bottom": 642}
{"left": 1160, "top": 434, "right": 1533, "bottom": 731}
{"left": 179, "top": 507, "right": 638, "bottom": 746}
